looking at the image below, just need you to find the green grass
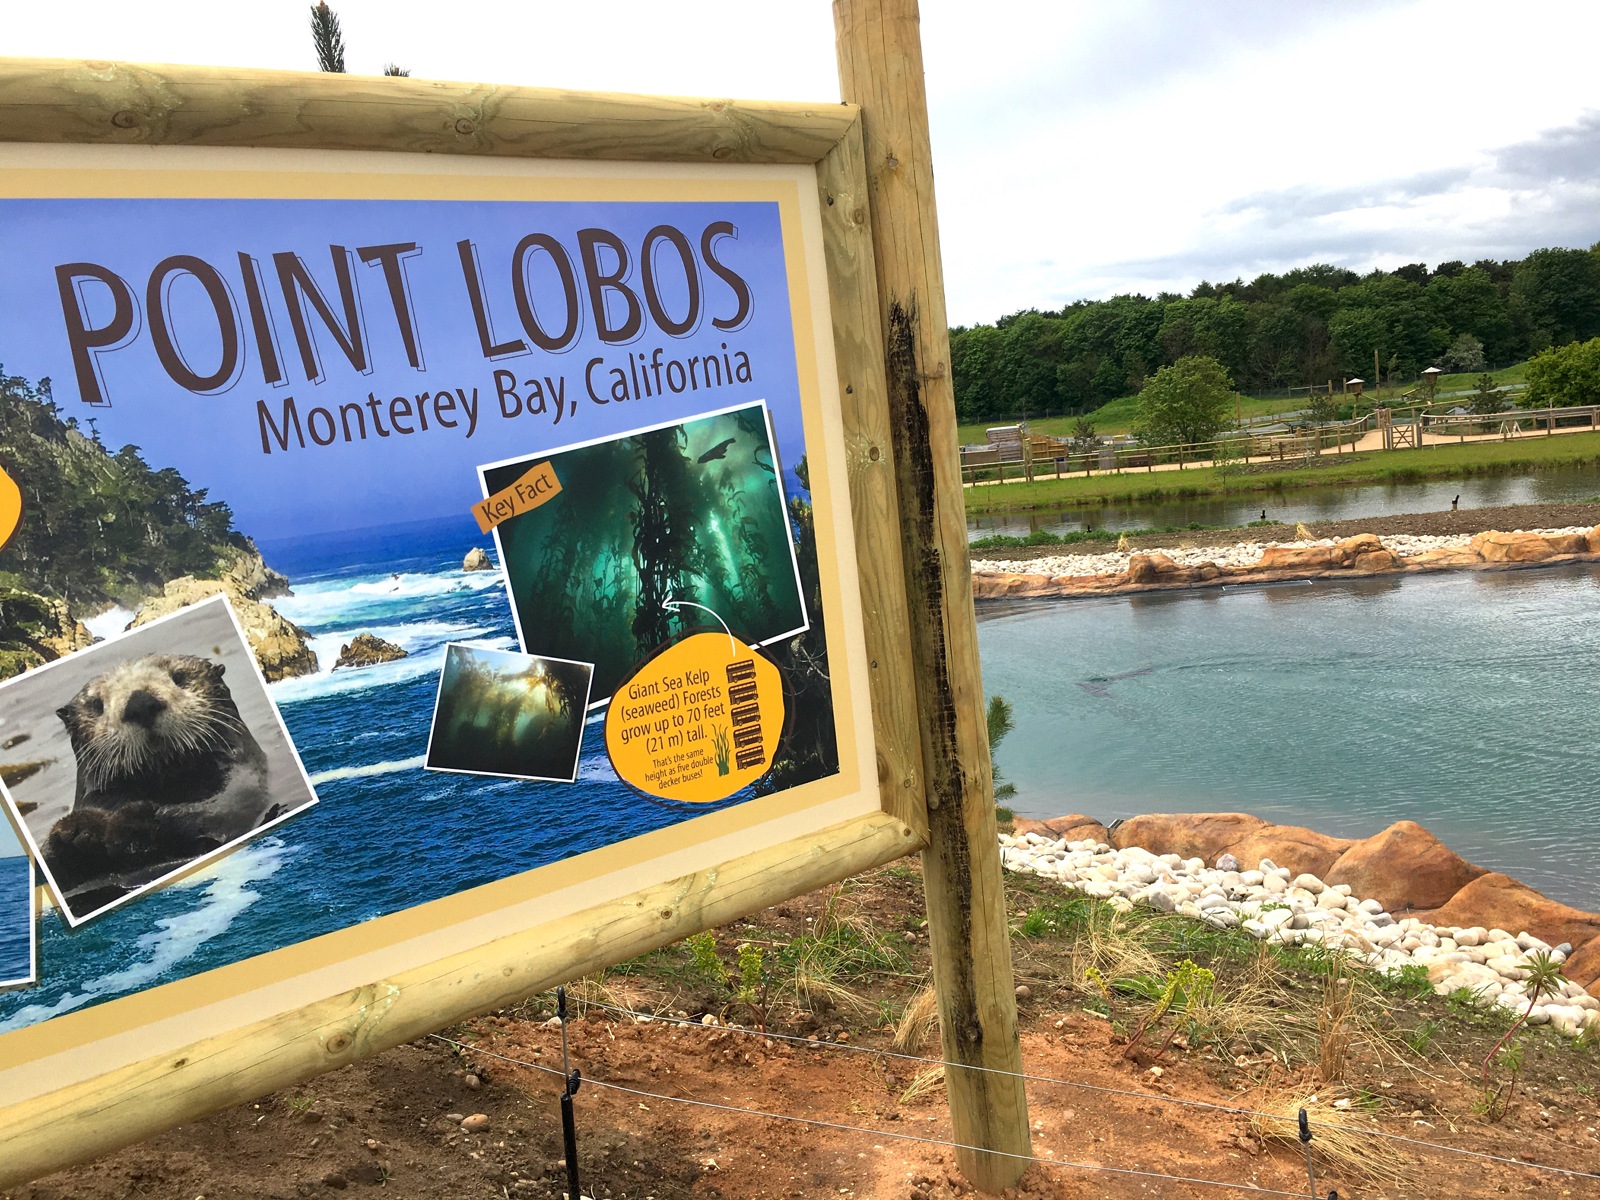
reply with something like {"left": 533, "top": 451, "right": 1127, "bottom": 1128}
{"left": 965, "top": 429, "right": 1600, "bottom": 514}
{"left": 1433, "top": 360, "right": 1529, "bottom": 395}
{"left": 956, "top": 361, "right": 1535, "bottom": 445}
{"left": 969, "top": 522, "right": 1221, "bottom": 550}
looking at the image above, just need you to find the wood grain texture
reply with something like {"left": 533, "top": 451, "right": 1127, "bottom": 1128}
{"left": 815, "top": 119, "right": 928, "bottom": 841}
{"left": 0, "top": 811, "right": 922, "bottom": 1187}
{"left": 834, "top": 0, "right": 1033, "bottom": 1191}
{"left": 0, "top": 58, "right": 855, "bottom": 163}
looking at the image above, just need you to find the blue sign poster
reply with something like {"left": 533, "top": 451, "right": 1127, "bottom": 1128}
{"left": 0, "top": 154, "right": 871, "bottom": 1047}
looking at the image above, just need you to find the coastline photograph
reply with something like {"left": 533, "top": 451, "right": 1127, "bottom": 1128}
{"left": 480, "top": 402, "right": 808, "bottom": 707}
{"left": 426, "top": 645, "right": 593, "bottom": 782}
{"left": 0, "top": 596, "right": 319, "bottom": 926}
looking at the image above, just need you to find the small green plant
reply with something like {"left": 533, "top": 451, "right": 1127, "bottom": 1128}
{"left": 1475, "top": 1039, "right": 1526, "bottom": 1122}
{"left": 1373, "top": 962, "right": 1433, "bottom": 999}
{"left": 1405, "top": 1019, "right": 1442, "bottom": 1056}
{"left": 1122, "top": 958, "right": 1216, "bottom": 1061}
{"left": 1081, "top": 966, "right": 1120, "bottom": 1024}
{"left": 1445, "top": 985, "right": 1512, "bottom": 1028}
{"left": 685, "top": 931, "right": 729, "bottom": 986}
{"left": 735, "top": 942, "right": 766, "bottom": 1008}
{"left": 1480, "top": 949, "right": 1564, "bottom": 1098}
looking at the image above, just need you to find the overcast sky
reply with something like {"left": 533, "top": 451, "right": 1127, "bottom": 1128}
{"left": 9, "top": 1, "right": 1600, "bottom": 325}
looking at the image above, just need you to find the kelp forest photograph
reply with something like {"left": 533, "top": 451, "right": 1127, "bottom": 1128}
{"left": 425, "top": 646, "right": 593, "bottom": 782}
{"left": 480, "top": 403, "right": 808, "bottom": 708}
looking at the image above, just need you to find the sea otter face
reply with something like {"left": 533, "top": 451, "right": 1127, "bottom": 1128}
{"left": 57, "top": 654, "right": 243, "bottom": 791}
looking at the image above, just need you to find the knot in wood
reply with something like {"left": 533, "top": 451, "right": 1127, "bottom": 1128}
{"left": 711, "top": 146, "right": 734, "bottom": 161}
{"left": 326, "top": 1032, "right": 353, "bottom": 1055}
{"left": 453, "top": 117, "right": 476, "bottom": 136}
{"left": 110, "top": 110, "right": 141, "bottom": 130}
{"left": 868, "top": 445, "right": 880, "bottom": 462}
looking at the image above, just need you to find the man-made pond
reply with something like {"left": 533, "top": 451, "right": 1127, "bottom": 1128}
{"left": 976, "top": 563, "right": 1600, "bottom": 911}
{"left": 968, "top": 464, "right": 1600, "bottom": 540}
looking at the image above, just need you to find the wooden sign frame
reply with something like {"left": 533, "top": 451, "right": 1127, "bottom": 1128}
{"left": 0, "top": 57, "right": 932, "bottom": 1184}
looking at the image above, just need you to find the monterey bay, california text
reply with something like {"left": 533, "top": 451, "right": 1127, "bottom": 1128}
{"left": 49, "top": 220, "right": 761, "bottom": 454}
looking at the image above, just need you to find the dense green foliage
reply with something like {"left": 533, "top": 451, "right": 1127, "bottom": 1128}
{"left": 1524, "top": 336, "right": 1600, "bottom": 408}
{"left": 0, "top": 368, "right": 248, "bottom": 609}
{"left": 1135, "top": 356, "right": 1235, "bottom": 446}
{"left": 951, "top": 246, "right": 1600, "bottom": 423}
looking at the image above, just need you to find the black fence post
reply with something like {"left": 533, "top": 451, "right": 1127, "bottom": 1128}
{"left": 557, "top": 987, "right": 583, "bottom": 1200}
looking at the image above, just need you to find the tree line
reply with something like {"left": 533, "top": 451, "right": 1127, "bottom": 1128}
{"left": 0, "top": 369, "right": 249, "bottom": 611}
{"left": 951, "top": 245, "right": 1600, "bottom": 424}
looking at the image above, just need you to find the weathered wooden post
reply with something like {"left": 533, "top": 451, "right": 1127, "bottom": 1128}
{"left": 834, "top": 2, "right": 1033, "bottom": 1191}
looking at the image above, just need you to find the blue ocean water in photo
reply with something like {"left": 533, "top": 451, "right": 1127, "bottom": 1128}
{"left": 0, "top": 856, "right": 29, "bottom": 985}
{"left": 0, "top": 515, "right": 752, "bottom": 1032}
{"left": 979, "top": 564, "right": 1600, "bottom": 911}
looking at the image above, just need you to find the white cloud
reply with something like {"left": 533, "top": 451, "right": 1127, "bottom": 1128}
{"left": 7, "top": 1, "right": 1600, "bottom": 323}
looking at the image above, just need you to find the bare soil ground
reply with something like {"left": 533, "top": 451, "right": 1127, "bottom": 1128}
{"left": 972, "top": 502, "right": 1600, "bottom": 563}
{"left": 9, "top": 862, "right": 1599, "bottom": 1200}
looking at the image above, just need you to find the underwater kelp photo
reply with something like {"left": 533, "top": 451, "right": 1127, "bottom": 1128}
{"left": 426, "top": 646, "right": 594, "bottom": 781}
{"left": 480, "top": 403, "right": 807, "bottom": 706}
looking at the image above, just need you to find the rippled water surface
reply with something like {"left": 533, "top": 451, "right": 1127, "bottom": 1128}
{"left": 977, "top": 564, "right": 1600, "bottom": 910}
{"left": 968, "top": 464, "right": 1600, "bottom": 540}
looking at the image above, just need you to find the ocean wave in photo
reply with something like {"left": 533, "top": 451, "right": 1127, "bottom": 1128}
{"left": 0, "top": 839, "right": 289, "bottom": 1031}
{"left": 273, "top": 568, "right": 505, "bottom": 627}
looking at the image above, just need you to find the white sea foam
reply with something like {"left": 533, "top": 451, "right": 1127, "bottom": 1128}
{"left": 308, "top": 755, "right": 428, "bottom": 786}
{"left": 82, "top": 605, "right": 135, "bottom": 641}
{"left": 0, "top": 840, "right": 289, "bottom": 1033}
{"left": 576, "top": 756, "right": 620, "bottom": 783}
{"left": 273, "top": 569, "right": 504, "bottom": 625}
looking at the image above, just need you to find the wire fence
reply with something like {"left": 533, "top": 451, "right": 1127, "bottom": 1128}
{"left": 959, "top": 401, "right": 1600, "bottom": 486}
{"left": 434, "top": 1033, "right": 1327, "bottom": 1199}
{"left": 433, "top": 993, "right": 1600, "bottom": 1198}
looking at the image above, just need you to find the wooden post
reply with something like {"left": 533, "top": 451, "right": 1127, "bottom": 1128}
{"left": 834, "top": 2, "right": 1032, "bottom": 1192}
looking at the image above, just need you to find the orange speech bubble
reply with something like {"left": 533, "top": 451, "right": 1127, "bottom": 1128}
{"left": 605, "top": 631, "right": 785, "bottom": 804}
{"left": 0, "top": 461, "right": 20, "bottom": 553}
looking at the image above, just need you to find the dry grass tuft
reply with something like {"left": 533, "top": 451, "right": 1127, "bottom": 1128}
{"left": 1064, "top": 905, "right": 1163, "bottom": 991}
{"left": 782, "top": 883, "right": 899, "bottom": 1016}
{"left": 561, "top": 970, "right": 628, "bottom": 1016}
{"left": 899, "top": 1065, "right": 946, "bottom": 1104}
{"left": 1251, "top": 1089, "right": 1414, "bottom": 1187}
{"left": 1318, "top": 956, "right": 1357, "bottom": 1083}
{"left": 894, "top": 985, "right": 940, "bottom": 1053}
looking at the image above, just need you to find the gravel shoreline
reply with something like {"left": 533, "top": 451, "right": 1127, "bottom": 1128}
{"left": 970, "top": 501, "right": 1600, "bottom": 563}
{"left": 973, "top": 526, "right": 1592, "bottom": 578}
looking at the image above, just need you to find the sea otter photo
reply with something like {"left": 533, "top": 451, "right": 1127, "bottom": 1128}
{"left": 0, "top": 595, "right": 317, "bottom": 925}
